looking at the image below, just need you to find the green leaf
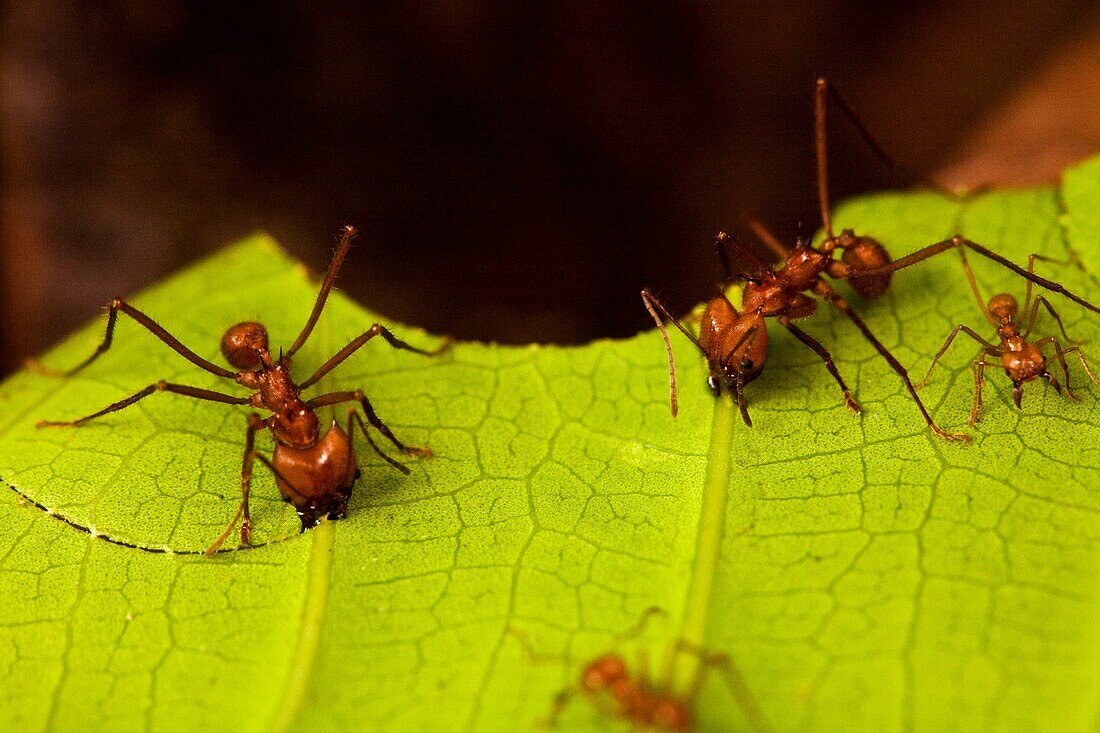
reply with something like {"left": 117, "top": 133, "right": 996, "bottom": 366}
{"left": 3, "top": 157, "right": 1100, "bottom": 732}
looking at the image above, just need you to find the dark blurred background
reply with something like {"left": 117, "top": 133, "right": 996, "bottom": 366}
{"left": 4, "top": 1, "right": 1100, "bottom": 376}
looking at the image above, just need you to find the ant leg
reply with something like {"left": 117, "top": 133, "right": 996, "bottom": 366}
{"left": 733, "top": 366, "right": 752, "bottom": 427}
{"left": 286, "top": 225, "right": 356, "bottom": 358}
{"left": 716, "top": 324, "right": 762, "bottom": 427}
{"left": 346, "top": 408, "right": 411, "bottom": 475}
{"left": 1058, "top": 345, "right": 1100, "bottom": 391}
{"left": 641, "top": 290, "right": 689, "bottom": 417}
{"left": 37, "top": 382, "right": 250, "bottom": 428}
{"left": 614, "top": 606, "right": 666, "bottom": 644}
{"left": 813, "top": 281, "right": 969, "bottom": 441}
{"left": 27, "top": 298, "right": 237, "bottom": 379}
{"left": 815, "top": 78, "right": 961, "bottom": 202}
{"left": 308, "top": 390, "right": 431, "bottom": 456}
{"left": 1025, "top": 295, "right": 1076, "bottom": 342}
{"left": 543, "top": 687, "right": 578, "bottom": 728}
{"left": 969, "top": 358, "right": 997, "bottom": 427}
{"left": 917, "top": 325, "right": 998, "bottom": 388}
{"left": 206, "top": 413, "right": 265, "bottom": 555}
{"left": 671, "top": 639, "right": 775, "bottom": 733}
{"left": 957, "top": 249, "right": 996, "bottom": 327}
{"left": 779, "top": 317, "right": 861, "bottom": 415}
{"left": 503, "top": 628, "right": 575, "bottom": 727}
{"left": 742, "top": 214, "right": 790, "bottom": 261}
{"left": 1034, "top": 336, "right": 1078, "bottom": 400}
{"left": 299, "top": 323, "right": 451, "bottom": 390}
{"left": 862, "top": 237, "right": 1100, "bottom": 317}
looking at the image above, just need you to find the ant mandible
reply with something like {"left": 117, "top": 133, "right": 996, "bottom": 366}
{"left": 34, "top": 226, "right": 449, "bottom": 555}
{"left": 641, "top": 79, "right": 968, "bottom": 440}
{"left": 918, "top": 249, "right": 1100, "bottom": 426}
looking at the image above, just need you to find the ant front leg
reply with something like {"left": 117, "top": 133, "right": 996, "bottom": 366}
{"left": 779, "top": 317, "right": 861, "bottom": 415}
{"left": 299, "top": 323, "right": 451, "bottom": 390}
{"left": 37, "top": 382, "right": 250, "bottom": 428}
{"left": 28, "top": 297, "right": 237, "bottom": 379}
{"left": 308, "top": 390, "right": 432, "bottom": 457}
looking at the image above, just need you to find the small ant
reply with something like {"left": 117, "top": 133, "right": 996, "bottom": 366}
{"left": 919, "top": 249, "right": 1100, "bottom": 426}
{"left": 33, "top": 226, "right": 449, "bottom": 554}
{"left": 509, "top": 608, "right": 770, "bottom": 732}
{"left": 641, "top": 79, "right": 970, "bottom": 440}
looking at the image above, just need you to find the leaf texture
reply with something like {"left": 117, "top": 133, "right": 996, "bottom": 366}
{"left": 2, "top": 158, "right": 1100, "bottom": 732}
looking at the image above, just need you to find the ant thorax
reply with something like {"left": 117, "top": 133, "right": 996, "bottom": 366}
{"left": 1001, "top": 343, "right": 1046, "bottom": 381}
{"left": 775, "top": 246, "right": 830, "bottom": 292}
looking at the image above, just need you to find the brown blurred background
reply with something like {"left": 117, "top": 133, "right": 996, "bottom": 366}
{"left": 4, "top": 2, "right": 1100, "bottom": 377}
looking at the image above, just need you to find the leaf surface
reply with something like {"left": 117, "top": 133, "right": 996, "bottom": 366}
{"left": 3, "top": 159, "right": 1100, "bottom": 732}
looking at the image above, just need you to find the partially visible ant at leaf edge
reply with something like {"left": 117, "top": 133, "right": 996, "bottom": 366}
{"left": 507, "top": 608, "right": 773, "bottom": 732}
{"left": 918, "top": 248, "right": 1100, "bottom": 426}
{"left": 32, "top": 225, "right": 451, "bottom": 555}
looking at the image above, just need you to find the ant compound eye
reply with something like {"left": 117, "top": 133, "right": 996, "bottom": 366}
{"left": 706, "top": 375, "right": 722, "bottom": 396}
{"left": 221, "top": 322, "right": 269, "bottom": 369}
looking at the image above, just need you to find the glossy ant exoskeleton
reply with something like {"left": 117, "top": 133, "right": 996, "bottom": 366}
{"left": 919, "top": 249, "right": 1100, "bottom": 425}
{"left": 34, "top": 226, "right": 449, "bottom": 554}
{"left": 641, "top": 79, "right": 971, "bottom": 440}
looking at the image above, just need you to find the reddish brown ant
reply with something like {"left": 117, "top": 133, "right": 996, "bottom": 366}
{"left": 643, "top": 228, "right": 967, "bottom": 440}
{"left": 919, "top": 249, "right": 1100, "bottom": 426}
{"left": 33, "top": 225, "right": 449, "bottom": 554}
{"left": 509, "top": 608, "right": 770, "bottom": 732}
{"left": 641, "top": 79, "right": 971, "bottom": 440}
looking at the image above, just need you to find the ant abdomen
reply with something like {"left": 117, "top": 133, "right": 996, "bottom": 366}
{"left": 221, "top": 321, "right": 270, "bottom": 369}
{"left": 840, "top": 234, "right": 893, "bottom": 299}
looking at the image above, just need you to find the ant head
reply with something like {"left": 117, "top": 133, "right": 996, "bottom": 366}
{"left": 840, "top": 235, "right": 892, "bottom": 299}
{"left": 581, "top": 655, "right": 628, "bottom": 691}
{"left": 221, "top": 321, "right": 269, "bottom": 369}
{"left": 988, "top": 293, "right": 1018, "bottom": 320}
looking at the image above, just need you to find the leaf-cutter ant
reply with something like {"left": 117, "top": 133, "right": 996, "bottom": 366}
{"left": 641, "top": 79, "right": 969, "bottom": 440}
{"left": 919, "top": 249, "right": 1100, "bottom": 425}
{"left": 34, "top": 226, "right": 449, "bottom": 554}
{"left": 508, "top": 608, "right": 770, "bottom": 732}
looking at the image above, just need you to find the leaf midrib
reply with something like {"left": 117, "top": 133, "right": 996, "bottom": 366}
{"left": 269, "top": 520, "right": 335, "bottom": 733}
{"left": 673, "top": 392, "right": 735, "bottom": 688}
